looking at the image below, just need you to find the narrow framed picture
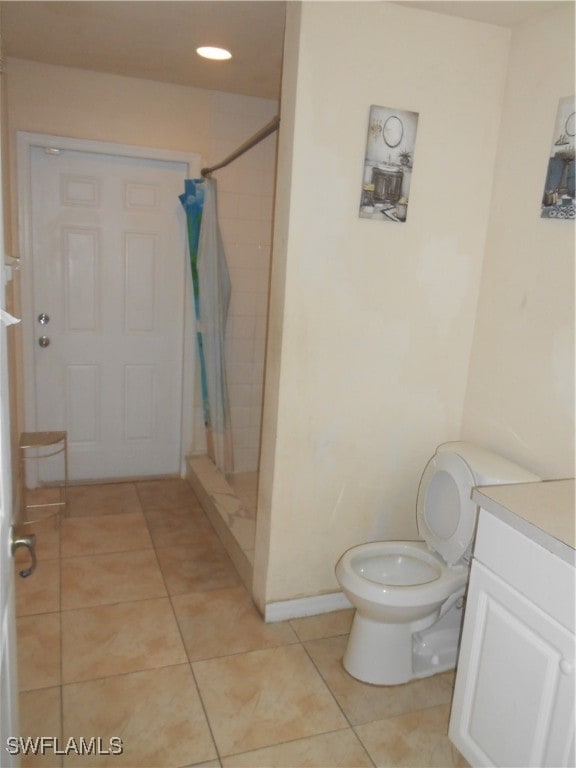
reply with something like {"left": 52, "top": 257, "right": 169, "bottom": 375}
{"left": 540, "top": 95, "right": 575, "bottom": 220}
{"left": 359, "top": 105, "right": 419, "bottom": 222}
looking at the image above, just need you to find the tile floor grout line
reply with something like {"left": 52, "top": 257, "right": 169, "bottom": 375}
{"left": 298, "top": 639, "right": 378, "bottom": 768}
{"left": 59, "top": 546, "right": 156, "bottom": 562}
{"left": 163, "top": 568, "right": 225, "bottom": 763}
{"left": 217, "top": 723, "right": 372, "bottom": 766}
{"left": 58, "top": 515, "right": 65, "bottom": 768}
{"left": 15, "top": 606, "right": 62, "bottom": 619}
{"left": 58, "top": 594, "right": 174, "bottom": 614}
{"left": 145, "top": 516, "right": 174, "bottom": 598}
{"left": 59, "top": 660, "right": 196, "bottom": 690}
{"left": 145, "top": 484, "right": 225, "bottom": 765}
{"left": 185, "top": 655, "right": 223, "bottom": 765}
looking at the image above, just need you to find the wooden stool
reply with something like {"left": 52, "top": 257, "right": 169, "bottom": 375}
{"left": 19, "top": 431, "right": 68, "bottom": 524}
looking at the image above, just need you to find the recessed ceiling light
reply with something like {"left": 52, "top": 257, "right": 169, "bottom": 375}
{"left": 196, "top": 46, "right": 232, "bottom": 61}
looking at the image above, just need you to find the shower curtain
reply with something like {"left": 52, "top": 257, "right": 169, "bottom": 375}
{"left": 180, "top": 178, "right": 234, "bottom": 474}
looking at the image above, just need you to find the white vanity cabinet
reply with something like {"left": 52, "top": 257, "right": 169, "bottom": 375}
{"left": 449, "top": 480, "right": 575, "bottom": 768}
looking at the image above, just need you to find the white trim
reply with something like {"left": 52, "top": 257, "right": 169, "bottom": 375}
{"left": 16, "top": 132, "right": 201, "bottom": 166}
{"left": 16, "top": 132, "right": 201, "bottom": 482}
{"left": 1, "top": 109, "right": 19, "bottom": 757}
{"left": 264, "top": 591, "right": 352, "bottom": 623}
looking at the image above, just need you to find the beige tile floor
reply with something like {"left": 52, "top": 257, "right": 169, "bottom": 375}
{"left": 15, "top": 480, "right": 468, "bottom": 768}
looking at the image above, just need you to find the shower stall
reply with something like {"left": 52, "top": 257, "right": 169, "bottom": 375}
{"left": 186, "top": 111, "right": 279, "bottom": 586}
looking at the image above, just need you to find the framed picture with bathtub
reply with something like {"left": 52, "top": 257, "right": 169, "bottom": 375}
{"left": 540, "top": 94, "right": 575, "bottom": 220}
{"left": 359, "top": 104, "right": 419, "bottom": 223}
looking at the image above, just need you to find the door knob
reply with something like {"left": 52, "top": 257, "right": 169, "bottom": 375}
{"left": 37, "top": 312, "right": 50, "bottom": 325}
{"left": 560, "top": 658, "right": 575, "bottom": 675}
{"left": 11, "top": 529, "right": 37, "bottom": 578}
{"left": 38, "top": 335, "right": 50, "bottom": 348}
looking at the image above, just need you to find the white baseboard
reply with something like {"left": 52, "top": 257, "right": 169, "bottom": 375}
{"left": 264, "top": 591, "right": 352, "bottom": 623}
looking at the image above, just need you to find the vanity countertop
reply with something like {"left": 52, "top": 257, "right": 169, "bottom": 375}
{"left": 472, "top": 478, "right": 575, "bottom": 565}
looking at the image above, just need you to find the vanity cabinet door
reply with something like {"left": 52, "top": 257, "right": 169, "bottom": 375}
{"left": 449, "top": 561, "right": 575, "bottom": 767}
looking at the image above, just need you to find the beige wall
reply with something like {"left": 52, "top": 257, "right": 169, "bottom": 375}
{"left": 255, "top": 2, "right": 512, "bottom": 606}
{"left": 5, "top": 59, "right": 212, "bottom": 156}
{"left": 5, "top": 59, "right": 276, "bottom": 472}
{"left": 462, "top": 4, "right": 575, "bottom": 479}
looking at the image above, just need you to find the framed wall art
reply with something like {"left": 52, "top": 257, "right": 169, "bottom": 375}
{"left": 540, "top": 94, "right": 575, "bottom": 220}
{"left": 359, "top": 104, "right": 419, "bottom": 223}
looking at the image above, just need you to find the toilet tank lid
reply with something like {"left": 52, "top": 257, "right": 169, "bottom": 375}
{"left": 436, "top": 442, "right": 541, "bottom": 486}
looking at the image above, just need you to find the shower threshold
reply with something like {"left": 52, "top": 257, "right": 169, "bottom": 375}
{"left": 186, "top": 454, "right": 256, "bottom": 589}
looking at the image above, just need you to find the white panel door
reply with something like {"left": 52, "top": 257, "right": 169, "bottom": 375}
{"left": 30, "top": 147, "right": 188, "bottom": 481}
{"left": 0, "top": 290, "right": 18, "bottom": 765}
{"left": 0, "top": 180, "right": 19, "bottom": 761}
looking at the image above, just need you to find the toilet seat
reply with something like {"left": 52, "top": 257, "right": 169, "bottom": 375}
{"left": 416, "top": 452, "right": 476, "bottom": 565}
{"left": 337, "top": 540, "right": 468, "bottom": 609}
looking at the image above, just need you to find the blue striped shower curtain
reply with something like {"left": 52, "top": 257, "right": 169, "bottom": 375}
{"left": 179, "top": 178, "right": 234, "bottom": 474}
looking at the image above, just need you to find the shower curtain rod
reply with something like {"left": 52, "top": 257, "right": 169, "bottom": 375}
{"left": 201, "top": 115, "right": 280, "bottom": 178}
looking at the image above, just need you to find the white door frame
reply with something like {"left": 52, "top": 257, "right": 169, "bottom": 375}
{"left": 1, "top": 139, "right": 19, "bottom": 768}
{"left": 17, "top": 132, "right": 201, "bottom": 480}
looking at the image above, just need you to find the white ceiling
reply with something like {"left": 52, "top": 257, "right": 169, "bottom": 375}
{"left": 0, "top": 1, "right": 287, "bottom": 99}
{"left": 0, "top": 1, "right": 571, "bottom": 101}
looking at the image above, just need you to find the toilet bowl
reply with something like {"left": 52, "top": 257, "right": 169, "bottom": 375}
{"left": 335, "top": 441, "right": 540, "bottom": 685}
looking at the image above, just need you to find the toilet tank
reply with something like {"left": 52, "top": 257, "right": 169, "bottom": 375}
{"left": 437, "top": 442, "right": 541, "bottom": 485}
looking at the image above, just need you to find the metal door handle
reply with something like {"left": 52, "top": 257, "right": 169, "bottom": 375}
{"left": 38, "top": 312, "right": 50, "bottom": 325}
{"left": 11, "top": 530, "right": 37, "bottom": 578}
{"left": 38, "top": 335, "right": 50, "bottom": 347}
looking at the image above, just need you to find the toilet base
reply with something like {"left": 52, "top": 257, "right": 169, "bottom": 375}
{"left": 342, "top": 612, "right": 430, "bottom": 685}
{"left": 342, "top": 601, "right": 464, "bottom": 686}
{"left": 412, "top": 601, "right": 463, "bottom": 678}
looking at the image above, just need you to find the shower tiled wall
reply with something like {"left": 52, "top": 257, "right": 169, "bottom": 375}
{"left": 192, "top": 93, "right": 278, "bottom": 473}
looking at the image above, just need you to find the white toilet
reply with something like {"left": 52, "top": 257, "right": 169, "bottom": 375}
{"left": 335, "top": 441, "right": 540, "bottom": 685}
